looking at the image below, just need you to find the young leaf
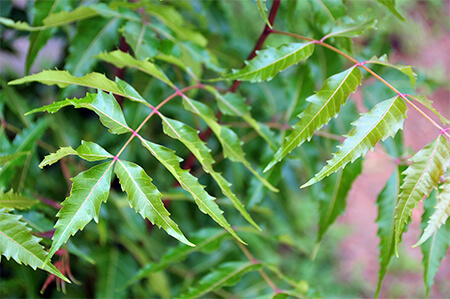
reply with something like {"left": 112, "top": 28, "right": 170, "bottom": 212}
{"left": 0, "top": 209, "right": 69, "bottom": 282}
{"left": 410, "top": 95, "right": 450, "bottom": 125}
{"left": 366, "top": 55, "right": 416, "bottom": 87}
{"left": 114, "top": 160, "right": 193, "bottom": 246}
{"left": 0, "top": 190, "right": 39, "bottom": 210}
{"left": 45, "top": 161, "right": 114, "bottom": 264}
{"left": 377, "top": 0, "right": 405, "bottom": 21}
{"left": 65, "top": 17, "right": 121, "bottom": 76}
{"left": 322, "top": 17, "right": 377, "bottom": 41}
{"left": 223, "top": 42, "right": 315, "bottom": 82}
{"left": 394, "top": 135, "right": 450, "bottom": 254}
{"left": 255, "top": 0, "right": 272, "bottom": 28}
{"left": 419, "top": 190, "right": 450, "bottom": 296}
{"left": 96, "top": 50, "right": 174, "bottom": 87}
{"left": 159, "top": 115, "right": 260, "bottom": 230}
{"left": 139, "top": 138, "right": 245, "bottom": 243}
{"left": 178, "top": 261, "right": 262, "bottom": 299}
{"left": 181, "top": 96, "right": 278, "bottom": 192}
{"left": 205, "top": 86, "right": 277, "bottom": 150}
{"left": 265, "top": 67, "right": 362, "bottom": 172}
{"left": 317, "top": 159, "right": 362, "bottom": 243}
{"left": 27, "top": 90, "right": 131, "bottom": 135}
{"left": 303, "top": 96, "right": 407, "bottom": 187}
{"left": 375, "top": 167, "right": 404, "bottom": 297}
{"left": 415, "top": 174, "right": 450, "bottom": 247}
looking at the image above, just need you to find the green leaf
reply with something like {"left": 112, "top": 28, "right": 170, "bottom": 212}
{"left": 377, "top": 0, "right": 405, "bottom": 21}
{"left": 38, "top": 147, "right": 77, "bottom": 168}
{"left": 178, "top": 261, "right": 262, "bottom": 299}
{"left": 140, "top": 138, "right": 244, "bottom": 243}
{"left": 181, "top": 97, "right": 278, "bottom": 192}
{"left": 42, "top": 6, "right": 98, "bottom": 27}
{"left": 65, "top": 17, "right": 121, "bottom": 76}
{"left": 29, "top": 90, "right": 130, "bottom": 135}
{"left": 96, "top": 50, "right": 174, "bottom": 87}
{"left": 317, "top": 159, "right": 362, "bottom": 243}
{"left": 394, "top": 135, "right": 450, "bottom": 255}
{"left": 206, "top": 86, "right": 276, "bottom": 150}
{"left": 0, "top": 209, "right": 68, "bottom": 282}
{"left": 120, "top": 21, "right": 159, "bottom": 60}
{"left": 115, "top": 77, "right": 148, "bottom": 104}
{"left": 114, "top": 160, "right": 193, "bottom": 246}
{"left": 130, "top": 228, "right": 229, "bottom": 283}
{"left": 312, "top": 0, "right": 347, "bottom": 23}
{"left": 303, "top": 96, "right": 407, "bottom": 187}
{"left": 322, "top": 17, "right": 377, "bottom": 41}
{"left": 255, "top": 0, "right": 272, "bottom": 28}
{"left": 366, "top": 55, "right": 416, "bottom": 87}
{"left": 0, "top": 190, "right": 39, "bottom": 210}
{"left": 265, "top": 67, "right": 362, "bottom": 172}
{"left": 0, "top": 152, "right": 29, "bottom": 166}
{"left": 45, "top": 161, "right": 114, "bottom": 264}
{"left": 0, "top": 17, "right": 43, "bottom": 31}
{"left": 411, "top": 95, "right": 450, "bottom": 125}
{"left": 419, "top": 190, "right": 450, "bottom": 296}
{"left": 223, "top": 42, "right": 315, "bottom": 82}
{"left": 159, "top": 116, "right": 260, "bottom": 230}
{"left": 375, "top": 167, "right": 404, "bottom": 297}
{"left": 415, "top": 174, "right": 450, "bottom": 247}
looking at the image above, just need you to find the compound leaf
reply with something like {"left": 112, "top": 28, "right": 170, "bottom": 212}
{"left": 415, "top": 174, "right": 450, "bottom": 247}
{"left": 394, "top": 135, "right": 450, "bottom": 254}
{"left": 367, "top": 55, "right": 416, "bottom": 87}
{"left": 303, "top": 96, "right": 407, "bottom": 187}
{"left": 181, "top": 96, "right": 278, "bottom": 192}
{"left": 223, "top": 42, "right": 314, "bottom": 82}
{"left": 114, "top": 160, "right": 193, "bottom": 246}
{"left": 45, "top": 161, "right": 113, "bottom": 264}
{"left": 0, "top": 209, "right": 68, "bottom": 282}
{"left": 419, "top": 190, "right": 450, "bottom": 296}
{"left": 178, "top": 261, "right": 262, "bottom": 299}
{"left": 0, "top": 190, "right": 39, "bottom": 210}
{"left": 140, "top": 138, "right": 244, "bottom": 243}
{"left": 160, "top": 116, "right": 259, "bottom": 230}
{"left": 266, "top": 67, "right": 362, "bottom": 172}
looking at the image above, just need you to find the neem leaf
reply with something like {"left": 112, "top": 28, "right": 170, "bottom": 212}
{"left": 411, "top": 95, "right": 450, "bottom": 125}
{"left": 120, "top": 21, "right": 159, "bottom": 60}
{"left": 322, "top": 17, "right": 377, "bottom": 41}
{"left": 366, "top": 55, "right": 416, "bottom": 87}
{"left": 160, "top": 115, "right": 260, "bottom": 230}
{"left": 114, "top": 160, "right": 193, "bottom": 246}
{"left": 42, "top": 6, "right": 98, "bottom": 27}
{"left": 45, "top": 161, "right": 113, "bottom": 264}
{"left": 140, "top": 138, "right": 244, "bottom": 243}
{"left": 266, "top": 66, "right": 362, "bottom": 172}
{"left": 377, "top": 0, "right": 405, "bottom": 21}
{"left": 0, "top": 209, "right": 69, "bottom": 282}
{"left": 223, "top": 42, "right": 314, "bottom": 82}
{"left": 394, "top": 135, "right": 450, "bottom": 255}
{"left": 255, "top": 0, "right": 272, "bottom": 28}
{"left": 0, "top": 190, "right": 39, "bottom": 210}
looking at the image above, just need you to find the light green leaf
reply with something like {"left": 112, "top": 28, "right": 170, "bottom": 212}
{"left": 120, "top": 21, "right": 159, "bottom": 60}
{"left": 375, "top": 167, "right": 404, "bottom": 298}
{"left": 178, "top": 261, "right": 262, "bottom": 299}
{"left": 65, "top": 17, "right": 121, "bottom": 76}
{"left": 140, "top": 138, "right": 244, "bottom": 243}
{"left": 96, "top": 50, "right": 174, "bottom": 87}
{"left": 0, "top": 209, "right": 68, "bottom": 282}
{"left": 419, "top": 190, "right": 450, "bottom": 296}
{"left": 394, "top": 135, "right": 450, "bottom": 255}
{"left": 223, "top": 42, "right": 315, "bottom": 82}
{"left": 303, "top": 96, "right": 407, "bottom": 187}
{"left": 45, "top": 161, "right": 113, "bottom": 264}
{"left": 27, "top": 90, "right": 131, "bottom": 135}
{"left": 0, "top": 17, "right": 43, "bottom": 31}
{"left": 0, "top": 190, "right": 39, "bottom": 210}
{"left": 130, "top": 228, "right": 229, "bottom": 283}
{"left": 160, "top": 116, "right": 259, "bottom": 230}
{"left": 114, "top": 160, "right": 193, "bottom": 246}
{"left": 415, "top": 174, "right": 450, "bottom": 247}
{"left": 181, "top": 97, "right": 278, "bottom": 192}
{"left": 255, "top": 0, "right": 272, "bottom": 28}
{"left": 115, "top": 78, "right": 148, "bottom": 104}
{"left": 317, "top": 159, "right": 362, "bottom": 243}
{"left": 411, "top": 95, "right": 450, "bottom": 125}
{"left": 206, "top": 86, "right": 276, "bottom": 150}
{"left": 322, "top": 17, "right": 377, "bottom": 41}
{"left": 42, "top": 6, "right": 98, "bottom": 27}
{"left": 377, "top": 0, "right": 405, "bottom": 21}
{"left": 266, "top": 67, "right": 362, "bottom": 172}
{"left": 366, "top": 55, "right": 416, "bottom": 87}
